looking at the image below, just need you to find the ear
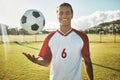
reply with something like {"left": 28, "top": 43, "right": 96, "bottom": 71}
{"left": 71, "top": 15, "right": 73, "bottom": 19}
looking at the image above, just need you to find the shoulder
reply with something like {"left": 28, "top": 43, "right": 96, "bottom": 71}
{"left": 45, "top": 30, "right": 57, "bottom": 40}
{"left": 72, "top": 28, "right": 88, "bottom": 39}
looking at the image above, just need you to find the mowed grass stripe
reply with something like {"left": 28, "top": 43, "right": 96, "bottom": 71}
{"left": 0, "top": 42, "right": 50, "bottom": 80}
{"left": 0, "top": 42, "right": 120, "bottom": 80}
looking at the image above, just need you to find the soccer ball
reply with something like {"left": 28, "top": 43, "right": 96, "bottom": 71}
{"left": 20, "top": 9, "right": 45, "bottom": 34}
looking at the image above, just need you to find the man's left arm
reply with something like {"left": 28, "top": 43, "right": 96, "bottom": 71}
{"left": 83, "top": 56, "right": 94, "bottom": 80}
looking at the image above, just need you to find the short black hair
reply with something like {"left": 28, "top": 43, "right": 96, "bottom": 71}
{"left": 56, "top": 2, "right": 73, "bottom": 15}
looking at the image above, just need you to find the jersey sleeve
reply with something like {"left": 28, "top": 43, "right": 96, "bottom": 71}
{"left": 81, "top": 33, "right": 90, "bottom": 57}
{"left": 38, "top": 32, "right": 55, "bottom": 62}
{"left": 73, "top": 29, "right": 90, "bottom": 57}
{"left": 38, "top": 37, "right": 52, "bottom": 62}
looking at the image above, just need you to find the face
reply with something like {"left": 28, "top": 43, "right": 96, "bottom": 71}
{"left": 57, "top": 6, "right": 73, "bottom": 27}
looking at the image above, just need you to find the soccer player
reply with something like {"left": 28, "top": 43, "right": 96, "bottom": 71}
{"left": 22, "top": 2, "right": 94, "bottom": 80}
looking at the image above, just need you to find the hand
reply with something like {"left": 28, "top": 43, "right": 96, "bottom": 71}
{"left": 22, "top": 52, "right": 39, "bottom": 63}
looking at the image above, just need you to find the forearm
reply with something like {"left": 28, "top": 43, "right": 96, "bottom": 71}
{"left": 22, "top": 52, "right": 50, "bottom": 66}
{"left": 85, "top": 61, "right": 93, "bottom": 80}
{"left": 84, "top": 57, "right": 94, "bottom": 80}
{"left": 35, "top": 57, "right": 50, "bottom": 66}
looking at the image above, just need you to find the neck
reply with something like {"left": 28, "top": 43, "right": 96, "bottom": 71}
{"left": 60, "top": 25, "right": 72, "bottom": 34}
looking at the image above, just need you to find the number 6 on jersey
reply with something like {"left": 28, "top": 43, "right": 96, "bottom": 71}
{"left": 61, "top": 48, "right": 67, "bottom": 58}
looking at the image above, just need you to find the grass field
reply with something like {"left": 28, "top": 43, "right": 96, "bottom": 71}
{"left": 0, "top": 34, "right": 120, "bottom": 43}
{"left": 0, "top": 42, "right": 120, "bottom": 80}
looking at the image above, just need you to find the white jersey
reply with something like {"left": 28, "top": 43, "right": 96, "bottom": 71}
{"left": 39, "top": 28, "right": 90, "bottom": 80}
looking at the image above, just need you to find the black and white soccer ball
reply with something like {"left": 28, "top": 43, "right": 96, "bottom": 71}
{"left": 20, "top": 9, "right": 45, "bottom": 34}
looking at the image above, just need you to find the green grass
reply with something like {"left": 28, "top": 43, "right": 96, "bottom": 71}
{"left": 0, "top": 42, "right": 50, "bottom": 80}
{"left": 1, "top": 34, "right": 120, "bottom": 43}
{"left": 0, "top": 42, "right": 120, "bottom": 80}
{"left": 88, "top": 43, "right": 120, "bottom": 80}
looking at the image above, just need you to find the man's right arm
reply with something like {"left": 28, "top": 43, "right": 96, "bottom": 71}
{"left": 35, "top": 57, "right": 50, "bottom": 66}
{"left": 22, "top": 52, "right": 50, "bottom": 66}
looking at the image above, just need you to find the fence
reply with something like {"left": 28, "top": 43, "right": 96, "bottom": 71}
{"left": 88, "top": 34, "right": 120, "bottom": 43}
{"left": 0, "top": 34, "right": 47, "bottom": 43}
{"left": 0, "top": 34, "right": 120, "bottom": 43}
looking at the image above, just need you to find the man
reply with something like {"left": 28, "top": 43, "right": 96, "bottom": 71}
{"left": 22, "top": 2, "right": 93, "bottom": 80}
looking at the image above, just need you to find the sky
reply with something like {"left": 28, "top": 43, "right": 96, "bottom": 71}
{"left": 0, "top": 0, "right": 120, "bottom": 30}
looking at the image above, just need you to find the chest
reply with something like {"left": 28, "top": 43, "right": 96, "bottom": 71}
{"left": 49, "top": 32, "right": 83, "bottom": 55}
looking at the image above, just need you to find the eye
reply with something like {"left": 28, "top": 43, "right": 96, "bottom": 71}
{"left": 65, "top": 11, "right": 70, "bottom": 15}
{"left": 59, "top": 12, "right": 63, "bottom": 15}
